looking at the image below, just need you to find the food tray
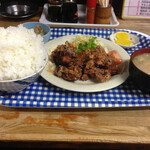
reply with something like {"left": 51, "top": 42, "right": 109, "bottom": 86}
{"left": 39, "top": 4, "right": 119, "bottom": 28}
{"left": 0, "top": 28, "right": 150, "bottom": 108}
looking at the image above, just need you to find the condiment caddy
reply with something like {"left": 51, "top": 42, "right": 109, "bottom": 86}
{"left": 39, "top": 3, "right": 119, "bottom": 27}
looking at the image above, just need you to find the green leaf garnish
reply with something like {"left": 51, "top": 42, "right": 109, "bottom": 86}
{"left": 76, "top": 37, "right": 98, "bottom": 53}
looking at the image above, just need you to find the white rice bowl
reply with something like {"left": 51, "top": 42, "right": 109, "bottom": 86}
{"left": 0, "top": 25, "right": 47, "bottom": 81}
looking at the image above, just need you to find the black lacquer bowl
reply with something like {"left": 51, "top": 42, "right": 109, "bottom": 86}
{"left": 129, "top": 48, "right": 150, "bottom": 94}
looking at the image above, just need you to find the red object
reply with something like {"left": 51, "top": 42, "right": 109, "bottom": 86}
{"left": 87, "top": 0, "right": 97, "bottom": 8}
{"left": 86, "top": 0, "right": 97, "bottom": 24}
{"left": 108, "top": 50, "right": 123, "bottom": 65}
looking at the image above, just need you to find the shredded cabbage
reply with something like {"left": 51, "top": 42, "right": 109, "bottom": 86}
{"left": 71, "top": 34, "right": 107, "bottom": 53}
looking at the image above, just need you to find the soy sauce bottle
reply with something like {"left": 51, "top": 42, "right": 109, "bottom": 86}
{"left": 47, "top": 0, "right": 62, "bottom": 22}
{"left": 62, "top": 0, "right": 78, "bottom": 23}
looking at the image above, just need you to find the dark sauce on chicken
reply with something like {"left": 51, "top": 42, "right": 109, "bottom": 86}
{"left": 50, "top": 41, "right": 121, "bottom": 82}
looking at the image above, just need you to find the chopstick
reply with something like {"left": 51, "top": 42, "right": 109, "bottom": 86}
{"left": 97, "top": 0, "right": 110, "bottom": 7}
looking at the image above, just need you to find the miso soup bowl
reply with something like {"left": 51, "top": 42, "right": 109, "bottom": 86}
{"left": 129, "top": 48, "right": 150, "bottom": 93}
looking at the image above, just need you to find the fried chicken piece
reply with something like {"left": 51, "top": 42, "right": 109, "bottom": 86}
{"left": 54, "top": 65, "right": 82, "bottom": 81}
{"left": 50, "top": 41, "right": 76, "bottom": 66}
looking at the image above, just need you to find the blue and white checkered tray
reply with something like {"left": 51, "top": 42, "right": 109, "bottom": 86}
{"left": 0, "top": 28, "right": 150, "bottom": 108}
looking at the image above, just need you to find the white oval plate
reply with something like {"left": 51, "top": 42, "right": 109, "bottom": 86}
{"left": 41, "top": 35, "right": 130, "bottom": 93}
{"left": 110, "top": 32, "right": 140, "bottom": 49}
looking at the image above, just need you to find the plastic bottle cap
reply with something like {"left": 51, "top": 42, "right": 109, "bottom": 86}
{"left": 87, "top": 0, "right": 97, "bottom": 8}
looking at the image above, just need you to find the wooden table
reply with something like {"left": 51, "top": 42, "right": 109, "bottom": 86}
{"left": 0, "top": 8, "right": 150, "bottom": 150}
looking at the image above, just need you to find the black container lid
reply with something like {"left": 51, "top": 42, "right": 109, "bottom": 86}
{"left": 48, "top": 0, "right": 62, "bottom": 5}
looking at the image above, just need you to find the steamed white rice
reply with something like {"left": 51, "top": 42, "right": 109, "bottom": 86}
{"left": 0, "top": 25, "right": 46, "bottom": 81}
